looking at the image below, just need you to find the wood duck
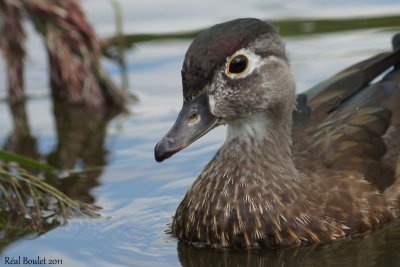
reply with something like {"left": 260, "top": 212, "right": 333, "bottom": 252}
{"left": 154, "top": 18, "right": 400, "bottom": 249}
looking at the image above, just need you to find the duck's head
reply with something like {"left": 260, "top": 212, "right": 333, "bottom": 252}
{"left": 155, "top": 18, "right": 296, "bottom": 162}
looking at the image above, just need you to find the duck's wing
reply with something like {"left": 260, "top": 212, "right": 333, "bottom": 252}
{"left": 306, "top": 50, "right": 400, "bottom": 121}
{"left": 294, "top": 33, "right": 400, "bottom": 190}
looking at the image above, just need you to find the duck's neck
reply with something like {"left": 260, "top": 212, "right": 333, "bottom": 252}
{"left": 173, "top": 109, "right": 306, "bottom": 247}
{"left": 224, "top": 110, "right": 298, "bottom": 179}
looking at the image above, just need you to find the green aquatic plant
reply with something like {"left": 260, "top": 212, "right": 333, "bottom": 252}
{"left": 0, "top": 149, "right": 100, "bottom": 246}
{"left": 0, "top": 149, "right": 56, "bottom": 172}
{"left": 0, "top": 164, "right": 99, "bottom": 221}
{"left": 0, "top": 163, "right": 99, "bottom": 251}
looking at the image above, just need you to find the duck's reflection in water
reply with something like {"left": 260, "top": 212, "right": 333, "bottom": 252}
{"left": 178, "top": 224, "right": 400, "bottom": 267}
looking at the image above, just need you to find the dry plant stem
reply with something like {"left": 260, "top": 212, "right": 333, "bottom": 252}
{"left": 0, "top": 0, "right": 127, "bottom": 108}
{"left": 0, "top": 0, "right": 26, "bottom": 104}
{"left": 23, "top": 0, "right": 126, "bottom": 108}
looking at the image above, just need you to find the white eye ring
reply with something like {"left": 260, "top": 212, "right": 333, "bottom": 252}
{"left": 225, "top": 49, "right": 261, "bottom": 79}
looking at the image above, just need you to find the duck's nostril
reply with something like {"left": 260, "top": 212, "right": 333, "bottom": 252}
{"left": 188, "top": 112, "right": 198, "bottom": 124}
{"left": 188, "top": 112, "right": 201, "bottom": 125}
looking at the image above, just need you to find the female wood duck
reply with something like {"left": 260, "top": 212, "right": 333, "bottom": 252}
{"left": 154, "top": 18, "right": 400, "bottom": 249}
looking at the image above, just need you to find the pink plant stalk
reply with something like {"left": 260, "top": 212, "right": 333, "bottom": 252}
{"left": 0, "top": 0, "right": 126, "bottom": 108}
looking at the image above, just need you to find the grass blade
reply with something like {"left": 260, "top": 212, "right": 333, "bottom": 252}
{"left": 0, "top": 149, "right": 56, "bottom": 172}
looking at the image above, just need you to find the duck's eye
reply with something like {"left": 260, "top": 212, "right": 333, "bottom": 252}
{"left": 228, "top": 55, "right": 248, "bottom": 74}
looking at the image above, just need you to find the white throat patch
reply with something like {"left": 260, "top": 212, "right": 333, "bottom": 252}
{"left": 226, "top": 112, "right": 270, "bottom": 143}
{"left": 208, "top": 93, "right": 216, "bottom": 115}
